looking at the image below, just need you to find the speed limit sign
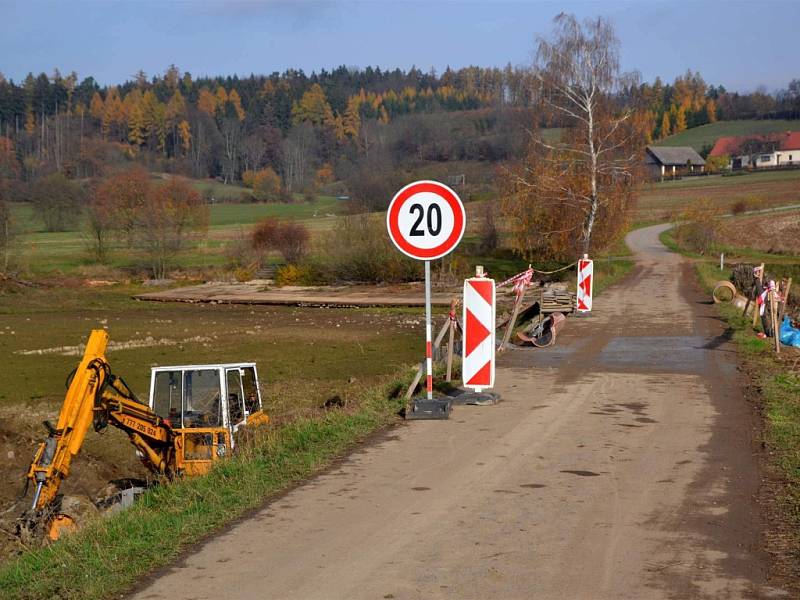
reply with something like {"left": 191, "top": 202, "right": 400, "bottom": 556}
{"left": 386, "top": 180, "right": 466, "bottom": 260}
{"left": 387, "top": 181, "right": 466, "bottom": 420}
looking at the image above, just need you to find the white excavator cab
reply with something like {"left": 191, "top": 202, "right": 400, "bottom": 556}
{"left": 149, "top": 363, "right": 267, "bottom": 452}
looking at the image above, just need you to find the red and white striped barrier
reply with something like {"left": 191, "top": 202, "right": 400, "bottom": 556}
{"left": 463, "top": 276, "right": 496, "bottom": 391}
{"left": 576, "top": 256, "right": 593, "bottom": 313}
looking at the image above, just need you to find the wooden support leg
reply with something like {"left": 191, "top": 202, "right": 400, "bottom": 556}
{"left": 771, "top": 290, "right": 781, "bottom": 354}
{"left": 778, "top": 278, "right": 792, "bottom": 326}
{"left": 405, "top": 311, "right": 456, "bottom": 401}
{"left": 446, "top": 319, "right": 455, "bottom": 382}
{"left": 498, "top": 288, "right": 525, "bottom": 353}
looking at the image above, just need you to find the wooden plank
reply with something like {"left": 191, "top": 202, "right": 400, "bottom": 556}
{"left": 498, "top": 287, "right": 526, "bottom": 353}
{"left": 771, "top": 289, "right": 781, "bottom": 354}
{"left": 778, "top": 278, "right": 792, "bottom": 326}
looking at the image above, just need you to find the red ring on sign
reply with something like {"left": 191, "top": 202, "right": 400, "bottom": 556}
{"left": 386, "top": 181, "right": 465, "bottom": 260}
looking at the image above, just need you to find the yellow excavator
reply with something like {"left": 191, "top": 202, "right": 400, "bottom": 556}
{"left": 21, "top": 329, "right": 269, "bottom": 541}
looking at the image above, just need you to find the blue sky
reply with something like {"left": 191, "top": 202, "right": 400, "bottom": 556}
{"left": 1, "top": 0, "right": 798, "bottom": 92}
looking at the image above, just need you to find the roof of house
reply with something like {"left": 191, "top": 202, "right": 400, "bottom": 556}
{"left": 646, "top": 145, "right": 706, "bottom": 166}
{"left": 709, "top": 131, "right": 800, "bottom": 157}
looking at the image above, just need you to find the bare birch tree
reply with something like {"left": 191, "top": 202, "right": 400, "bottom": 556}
{"left": 503, "top": 14, "right": 644, "bottom": 259}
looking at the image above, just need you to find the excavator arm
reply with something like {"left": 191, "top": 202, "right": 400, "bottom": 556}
{"left": 25, "top": 330, "right": 175, "bottom": 523}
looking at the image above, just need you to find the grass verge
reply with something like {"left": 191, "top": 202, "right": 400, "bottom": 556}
{"left": 694, "top": 261, "right": 800, "bottom": 585}
{"left": 0, "top": 377, "right": 409, "bottom": 600}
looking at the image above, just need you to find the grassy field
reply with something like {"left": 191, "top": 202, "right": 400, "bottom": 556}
{"left": 0, "top": 282, "right": 425, "bottom": 533}
{"left": 656, "top": 119, "right": 800, "bottom": 152}
{"left": 7, "top": 196, "right": 347, "bottom": 275}
{"left": 636, "top": 169, "right": 800, "bottom": 222}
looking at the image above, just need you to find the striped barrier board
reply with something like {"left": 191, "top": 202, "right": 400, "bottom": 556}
{"left": 577, "top": 257, "right": 593, "bottom": 313}
{"left": 463, "top": 276, "right": 496, "bottom": 391}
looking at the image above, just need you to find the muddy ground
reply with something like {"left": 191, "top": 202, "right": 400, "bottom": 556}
{"left": 0, "top": 284, "right": 427, "bottom": 557}
{"left": 717, "top": 211, "right": 800, "bottom": 255}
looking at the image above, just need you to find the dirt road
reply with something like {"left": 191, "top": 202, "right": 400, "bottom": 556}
{"left": 131, "top": 225, "right": 780, "bottom": 600}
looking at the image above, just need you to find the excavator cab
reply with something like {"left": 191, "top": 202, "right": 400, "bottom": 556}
{"left": 149, "top": 363, "right": 269, "bottom": 476}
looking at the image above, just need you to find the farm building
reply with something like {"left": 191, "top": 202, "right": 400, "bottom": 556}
{"left": 644, "top": 146, "right": 706, "bottom": 179}
{"left": 709, "top": 131, "right": 800, "bottom": 170}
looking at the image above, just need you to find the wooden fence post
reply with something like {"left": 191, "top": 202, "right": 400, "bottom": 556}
{"left": 445, "top": 299, "right": 457, "bottom": 382}
{"left": 498, "top": 286, "right": 526, "bottom": 353}
{"left": 771, "top": 289, "right": 781, "bottom": 354}
{"left": 778, "top": 278, "right": 792, "bottom": 327}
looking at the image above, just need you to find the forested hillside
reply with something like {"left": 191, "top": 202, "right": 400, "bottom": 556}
{"left": 1, "top": 65, "right": 798, "bottom": 204}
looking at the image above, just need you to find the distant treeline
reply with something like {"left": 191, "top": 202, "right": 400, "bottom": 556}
{"left": 0, "top": 64, "right": 798, "bottom": 208}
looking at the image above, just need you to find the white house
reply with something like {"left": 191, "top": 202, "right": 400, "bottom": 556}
{"left": 709, "top": 131, "right": 800, "bottom": 170}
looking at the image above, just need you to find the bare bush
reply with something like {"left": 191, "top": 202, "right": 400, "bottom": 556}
{"left": 674, "top": 198, "right": 721, "bottom": 254}
{"left": 30, "top": 173, "right": 85, "bottom": 232}
{"left": 251, "top": 218, "right": 310, "bottom": 264}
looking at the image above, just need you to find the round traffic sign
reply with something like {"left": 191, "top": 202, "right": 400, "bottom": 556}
{"left": 386, "top": 180, "right": 466, "bottom": 260}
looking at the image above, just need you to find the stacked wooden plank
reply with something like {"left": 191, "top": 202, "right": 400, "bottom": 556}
{"left": 541, "top": 288, "right": 576, "bottom": 314}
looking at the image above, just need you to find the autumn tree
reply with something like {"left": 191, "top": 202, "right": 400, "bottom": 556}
{"left": 30, "top": 172, "right": 85, "bottom": 232}
{"left": 136, "top": 179, "right": 209, "bottom": 278}
{"left": 243, "top": 167, "right": 282, "bottom": 202}
{"left": 0, "top": 138, "right": 18, "bottom": 271}
{"left": 86, "top": 180, "right": 114, "bottom": 262}
{"left": 502, "top": 14, "right": 644, "bottom": 259}
{"left": 660, "top": 111, "right": 671, "bottom": 139}
{"left": 0, "top": 199, "right": 10, "bottom": 272}
{"left": 93, "top": 166, "right": 150, "bottom": 242}
{"left": 88, "top": 169, "right": 207, "bottom": 273}
{"left": 292, "top": 84, "right": 334, "bottom": 127}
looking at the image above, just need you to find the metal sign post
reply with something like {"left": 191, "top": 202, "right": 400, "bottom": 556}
{"left": 424, "top": 260, "right": 433, "bottom": 400}
{"left": 386, "top": 180, "right": 466, "bottom": 420}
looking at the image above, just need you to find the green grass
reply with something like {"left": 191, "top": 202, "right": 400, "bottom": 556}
{"left": 208, "top": 197, "right": 343, "bottom": 226}
{"left": 10, "top": 197, "right": 346, "bottom": 235}
{"left": 6, "top": 196, "right": 348, "bottom": 275}
{"left": 0, "top": 286, "right": 420, "bottom": 412}
{"left": 656, "top": 119, "right": 800, "bottom": 152}
{"left": 0, "top": 378, "right": 411, "bottom": 600}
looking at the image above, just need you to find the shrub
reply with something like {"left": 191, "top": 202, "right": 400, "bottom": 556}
{"left": 252, "top": 218, "right": 279, "bottom": 250}
{"left": 674, "top": 198, "right": 721, "bottom": 255}
{"left": 251, "top": 218, "right": 310, "bottom": 264}
{"left": 315, "top": 163, "right": 335, "bottom": 187}
{"left": 274, "top": 264, "right": 317, "bottom": 286}
{"left": 243, "top": 168, "right": 283, "bottom": 202}
{"left": 319, "top": 214, "right": 421, "bottom": 282}
{"left": 234, "top": 267, "right": 253, "bottom": 282}
{"left": 274, "top": 221, "right": 310, "bottom": 263}
{"left": 705, "top": 154, "right": 729, "bottom": 174}
{"left": 730, "top": 200, "right": 748, "bottom": 215}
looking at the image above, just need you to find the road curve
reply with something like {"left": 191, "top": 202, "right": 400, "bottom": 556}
{"left": 131, "top": 225, "right": 778, "bottom": 600}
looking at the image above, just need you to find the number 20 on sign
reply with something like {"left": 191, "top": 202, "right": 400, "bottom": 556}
{"left": 387, "top": 181, "right": 466, "bottom": 406}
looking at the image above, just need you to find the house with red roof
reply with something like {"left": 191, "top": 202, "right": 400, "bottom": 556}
{"left": 709, "top": 131, "right": 800, "bottom": 170}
